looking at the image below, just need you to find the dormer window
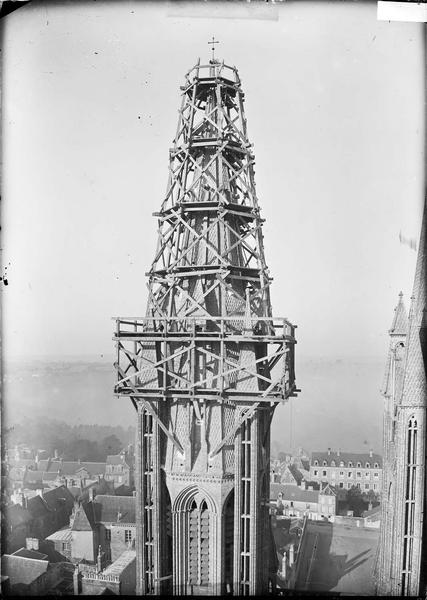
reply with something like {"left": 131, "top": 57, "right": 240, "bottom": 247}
{"left": 374, "top": 462, "right": 379, "bottom": 469}
{"left": 366, "top": 462, "right": 370, "bottom": 468}
{"left": 339, "top": 461, "right": 344, "bottom": 467}
{"left": 314, "top": 460, "right": 319, "bottom": 467}
{"left": 356, "top": 462, "right": 361, "bottom": 468}
{"left": 322, "top": 461, "right": 327, "bottom": 467}
{"left": 348, "top": 462, "right": 353, "bottom": 468}
{"left": 331, "top": 461, "right": 336, "bottom": 467}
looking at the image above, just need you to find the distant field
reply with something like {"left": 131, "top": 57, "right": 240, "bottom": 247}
{"left": 3, "top": 356, "right": 384, "bottom": 453}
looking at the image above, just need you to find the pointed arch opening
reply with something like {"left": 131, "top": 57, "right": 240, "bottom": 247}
{"left": 402, "top": 415, "right": 418, "bottom": 594}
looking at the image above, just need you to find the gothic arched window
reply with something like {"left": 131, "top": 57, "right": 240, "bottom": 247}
{"left": 402, "top": 416, "right": 418, "bottom": 594}
{"left": 188, "top": 499, "right": 210, "bottom": 587}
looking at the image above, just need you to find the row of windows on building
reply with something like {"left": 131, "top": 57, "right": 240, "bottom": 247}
{"left": 337, "top": 482, "right": 379, "bottom": 490}
{"left": 313, "top": 460, "right": 380, "bottom": 469}
{"left": 313, "top": 470, "right": 380, "bottom": 480}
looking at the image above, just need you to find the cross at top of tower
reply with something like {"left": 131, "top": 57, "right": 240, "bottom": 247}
{"left": 208, "top": 36, "right": 219, "bottom": 60}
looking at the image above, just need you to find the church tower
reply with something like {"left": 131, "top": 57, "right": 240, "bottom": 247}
{"left": 376, "top": 199, "right": 426, "bottom": 595}
{"left": 114, "top": 56, "right": 297, "bottom": 596}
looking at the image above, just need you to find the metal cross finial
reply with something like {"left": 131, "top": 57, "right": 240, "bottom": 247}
{"left": 208, "top": 36, "right": 219, "bottom": 60}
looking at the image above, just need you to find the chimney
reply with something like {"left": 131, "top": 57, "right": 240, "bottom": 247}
{"left": 36, "top": 489, "right": 44, "bottom": 498}
{"left": 300, "top": 479, "right": 306, "bottom": 490}
{"left": 54, "top": 449, "right": 59, "bottom": 459}
{"left": 337, "top": 448, "right": 340, "bottom": 457}
{"left": 88, "top": 487, "right": 94, "bottom": 502}
{"left": 369, "top": 449, "right": 373, "bottom": 458}
{"left": 327, "top": 448, "right": 331, "bottom": 456}
{"left": 26, "top": 538, "right": 39, "bottom": 551}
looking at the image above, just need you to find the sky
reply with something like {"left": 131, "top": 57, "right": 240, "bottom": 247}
{"left": 1, "top": 1, "right": 425, "bottom": 451}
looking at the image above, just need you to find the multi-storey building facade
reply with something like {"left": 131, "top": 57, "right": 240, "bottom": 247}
{"left": 310, "top": 450, "right": 382, "bottom": 494}
{"left": 375, "top": 199, "right": 426, "bottom": 596}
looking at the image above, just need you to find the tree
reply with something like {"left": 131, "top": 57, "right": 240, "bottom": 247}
{"left": 99, "top": 434, "right": 122, "bottom": 458}
{"left": 346, "top": 486, "right": 365, "bottom": 517}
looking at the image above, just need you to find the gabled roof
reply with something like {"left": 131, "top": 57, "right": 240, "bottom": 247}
{"left": 319, "top": 483, "right": 337, "bottom": 496}
{"left": 94, "top": 495, "right": 136, "bottom": 524}
{"left": 270, "top": 483, "right": 319, "bottom": 503}
{"left": 1, "top": 555, "right": 49, "bottom": 586}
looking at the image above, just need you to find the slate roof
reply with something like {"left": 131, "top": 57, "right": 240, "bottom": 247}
{"left": 1, "top": 554, "right": 49, "bottom": 586}
{"left": 12, "top": 548, "right": 48, "bottom": 561}
{"left": 27, "top": 485, "right": 75, "bottom": 519}
{"left": 311, "top": 451, "right": 382, "bottom": 468}
{"left": 36, "top": 460, "right": 106, "bottom": 477}
{"left": 94, "top": 495, "right": 136, "bottom": 524}
{"left": 5, "top": 503, "right": 32, "bottom": 527}
{"left": 270, "top": 483, "right": 319, "bottom": 503}
{"left": 103, "top": 550, "right": 136, "bottom": 576}
{"left": 46, "top": 527, "right": 73, "bottom": 542}
{"left": 42, "top": 485, "right": 75, "bottom": 511}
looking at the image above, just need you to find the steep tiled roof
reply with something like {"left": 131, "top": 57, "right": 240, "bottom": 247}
{"left": 400, "top": 198, "right": 426, "bottom": 408}
{"left": 94, "top": 495, "right": 136, "bottom": 524}
{"left": 70, "top": 503, "right": 95, "bottom": 531}
{"left": 1, "top": 554, "right": 49, "bottom": 586}
{"left": 270, "top": 483, "right": 319, "bottom": 503}
{"left": 311, "top": 451, "right": 382, "bottom": 468}
{"left": 42, "top": 485, "right": 75, "bottom": 512}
